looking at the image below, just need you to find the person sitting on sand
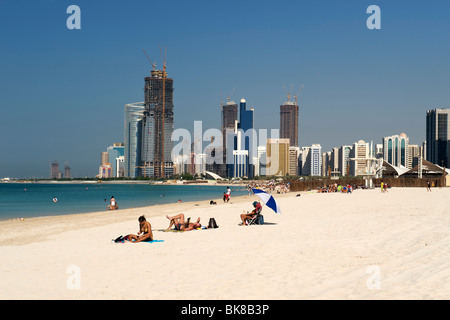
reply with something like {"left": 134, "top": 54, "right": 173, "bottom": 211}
{"left": 107, "top": 196, "right": 118, "bottom": 210}
{"left": 166, "top": 213, "right": 201, "bottom": 231}
{"left": 240, "top": 201, "right": 262, "bottom": 226}
{"left": 124, "top": 216, "right": 153, "bottom": 243}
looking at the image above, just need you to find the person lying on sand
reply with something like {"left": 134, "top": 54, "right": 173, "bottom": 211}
{"left": 124, "top": 216, "right": 153, "bottom": 243}
{"left": 166, "top": 213, "right": 201, "bottom": 231}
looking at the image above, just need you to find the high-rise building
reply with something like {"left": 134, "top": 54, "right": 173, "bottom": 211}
{"left": 221, "top": 100, "right": 238, "bottom": 177}
{"left": 408, "top": 144, "right": 421, "bottom": 169}
{"left": 64, "top": 162, "right": 71, "bottom": 179}
{"left": 299, "top": 146, "right": 311, "bottom": 176}
{"left": 124, "top": 102, "right": 145, "bottom": 178}
{"left": 383, "top": 133, "right": 409, "bottom": 168}
{"left": 140, "top": 67, "right": 174, "bottom": 178}
{"left": 266, "top": 138, "right": 290, "bottom": 176}
{"left": 349, "top": 140, "right": 370, "bottom": 176}
{"left": 280, "top": 101, "right": 299, "bottom": 147}
{"left": 101, "top": 152, "right": 109, "bottom": 166}
{"left": 310, "top": 144, "right": 322, "bottom": 176}
{"left": 338, "top": 145, "right": 352, "bottom": 176}
{"left": 237, "top": 99, "right": 255, "bottom": 178}
{"left": 289, "top": 146, "right": 300, "bottom": 176}
{"left": 107, "top": 143, "right": 125, "bottom": 177}
{"left": 50, "top": 161, "right": 59, "bottom": 179}
{"left": 426, "top": 108, "right": 450, "bottom": 168}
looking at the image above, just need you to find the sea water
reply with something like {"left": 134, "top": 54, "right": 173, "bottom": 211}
{"left": 0, "top": 183, "right": 248, "bottom": 220}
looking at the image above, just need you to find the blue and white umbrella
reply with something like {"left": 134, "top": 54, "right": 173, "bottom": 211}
{"left": 252, "top": 188, "right": 282, "bottom": 215}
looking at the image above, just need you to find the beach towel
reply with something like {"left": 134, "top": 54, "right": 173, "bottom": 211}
{"left": 112, "top": 235, "right": 164, "bottom": 243}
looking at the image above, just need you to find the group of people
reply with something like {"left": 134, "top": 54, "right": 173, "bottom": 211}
{"left": 120, "top": 199, "right": 264, "bottom": 243}
{"left": 246, "top": 180, "right": 291, "bottom": 194}
{"left": 317, "top": 183, "right": 354, "bottom": 194}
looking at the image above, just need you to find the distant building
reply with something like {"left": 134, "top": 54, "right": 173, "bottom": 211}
{"left": 289, "top": 147, "right": 300, "bottom": 176}
{"left": 266, "top": 138, "right": 290, "bottom": 176}
{"left": 50, "top": 161, "right": 59, "bottom": 179}
{"left": 299, "top": 146, "right": 311, "bottom": 176}
{"left": 408, "top": 144, "right": 421, "bottom": 169}
{"left": 124, "top": 102, "right": 145, "bottom": 178}
{"left": 426, "top": 108, "right": 450, "bottom": 168}
{"left": 310, "top": 144, "right": 322, "bottom": 176}
{"left": 139, "top": 68, "right": 175, "bottom": 178}
{"left": 383, "top": 133, "right": 409, "bottom": 168}
{"left": 64, "top": 163, "right": 71, "bottom": 179}
{"left": 349, "top": 140, "right": 370, "bottom": 176}
{"left": 99, "top": 163, "right": 112, "bottom": 178}
{"left": 222, "top": 100, "right": 238, "bottom": 177}
{"left": 280, "top": 101, "right": 299, "bottom": 147}
{"left": 101, "top": 152, "right": 109, "bottom": 166}
{"left": 338, "top": 145, "right": 352, "bottom": 176}
{"left": 107, "top": 143, "right": 125, "bottom": 177}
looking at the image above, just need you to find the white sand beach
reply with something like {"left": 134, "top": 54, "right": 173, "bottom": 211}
{"left": 1, "top": 187, "right": 450, "bottom": 300}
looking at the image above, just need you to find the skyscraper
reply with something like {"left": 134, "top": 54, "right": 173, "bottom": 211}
{"left": 382, "top": 133, "right": 409, "bottom": 168}
{"left": 220, "top": 100, "right": 238, "bottom": 177}
{"left": 50, "top": 161, "right": 59, "bottom": 179}
{"left": 266, "top": 138, "right": 290, "bottom": 176}
{"left": 124, "top": 102, "right": 145, "bottom": 178}
{"left": 140, "top": 67, "right": 174, "bottom": 178}
{"left": 280, "top": 100, "right": 299, "bottom": 147}
{"left": 310, "top": 144, "right": 322, "bottom": 176}
{"left": 64, "top": 162, "right": 71, "bottom": 179}
{"left": 237, "top": 98, "right": 255, "bottom": 178}
{"left": 426, "top": 108, "right": 450, "bottom": 168}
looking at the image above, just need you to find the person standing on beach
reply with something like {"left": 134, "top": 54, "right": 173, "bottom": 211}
{"left": 225, "top": 187, "right": 231, "bottom": 202}
{"left": 380, "top": 182, "right": 384, "bottom": 193}
{"left": 427, "top": 181, "right": 432, "bottom": 192}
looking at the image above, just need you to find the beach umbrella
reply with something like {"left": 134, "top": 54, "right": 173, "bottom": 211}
{"left": 251, "top": 188, "right": 282, "bottom": 215}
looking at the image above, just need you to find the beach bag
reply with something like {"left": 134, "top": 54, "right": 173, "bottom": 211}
{"left": 113, "top": 235, "right": 125, "bottom": 243}
{"left": 208, "top": 218, "right": 219, "bottom": 229}
{"left": 256, "top": 215, "right": 264, "bottom": 225}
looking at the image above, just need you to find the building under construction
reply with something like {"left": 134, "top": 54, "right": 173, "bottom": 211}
{"left": 139, "top": 67, "right": 175, "bottom": 178}
{"left": 280, "top": 99, "right": 299, "bottom": 147}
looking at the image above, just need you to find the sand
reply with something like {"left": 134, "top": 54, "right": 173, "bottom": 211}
{"left": 1, "top": 187, "right": 450, "bottom": 300}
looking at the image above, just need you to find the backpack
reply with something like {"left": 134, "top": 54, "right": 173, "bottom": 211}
{"left": 208, "top": 218, "right": 219, "bottom": 229}
{"left": 113, "top": 235, "right": 125, "bottom": 243}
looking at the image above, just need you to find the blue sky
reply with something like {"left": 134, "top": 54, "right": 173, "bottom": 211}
{"left": 1, "top": 0, "right": 449, "bottom": 178}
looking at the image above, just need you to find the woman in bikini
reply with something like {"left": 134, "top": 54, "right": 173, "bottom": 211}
{"left": 125, "top": 216, "right": 153, "bottom": 242}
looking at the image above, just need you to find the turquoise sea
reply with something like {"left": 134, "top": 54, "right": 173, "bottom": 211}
{"left": 0, "top": 183, "right": 248, "bottom": 220}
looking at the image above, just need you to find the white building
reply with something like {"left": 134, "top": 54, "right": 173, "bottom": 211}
{"left": 383, "top": 133, "right": 409, "bottom": 168}
{"left": 310, "top": 144, "right": 322, "bottom": 176}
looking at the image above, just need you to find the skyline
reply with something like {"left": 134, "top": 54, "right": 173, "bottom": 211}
{"left": 1, "top": 0, "right": 450, "bottom": 178}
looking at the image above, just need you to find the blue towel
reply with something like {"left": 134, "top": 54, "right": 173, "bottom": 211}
{"left": 147, "top": 240, "right": 164, "bottom": 243}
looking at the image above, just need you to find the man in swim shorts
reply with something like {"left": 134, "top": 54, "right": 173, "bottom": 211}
{"left": 166, "top": 213, "right": 201, "bottom": 231}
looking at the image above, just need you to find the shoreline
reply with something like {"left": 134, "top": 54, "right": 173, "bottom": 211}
{"left": 2, "top": 187, "right": 450, "bottom": 299}
{"left": 0, "top": 180, "right": 248, "bottom": 186}
{"left": 0, "top": 191, "right": 283, "bottom": 246}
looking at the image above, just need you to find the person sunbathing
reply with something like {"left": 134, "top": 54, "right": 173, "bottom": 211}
{"left": 240, "top": 201, "right": 262, "bottom": 226}
{"left": 124, "top": 215, "right": 153, "bottom": 243}
{"left": 166, "top": 213, "right": 201, "bottom": 231}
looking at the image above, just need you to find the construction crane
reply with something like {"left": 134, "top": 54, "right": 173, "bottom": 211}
{"left": 294, "top": 84, "right": 304, "bottom": 106}
{"left": 142, "top": 49, "right": 156, "bottom": 71}
{"left": 226, "top": 87, "right": 236, "bottom": 102}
